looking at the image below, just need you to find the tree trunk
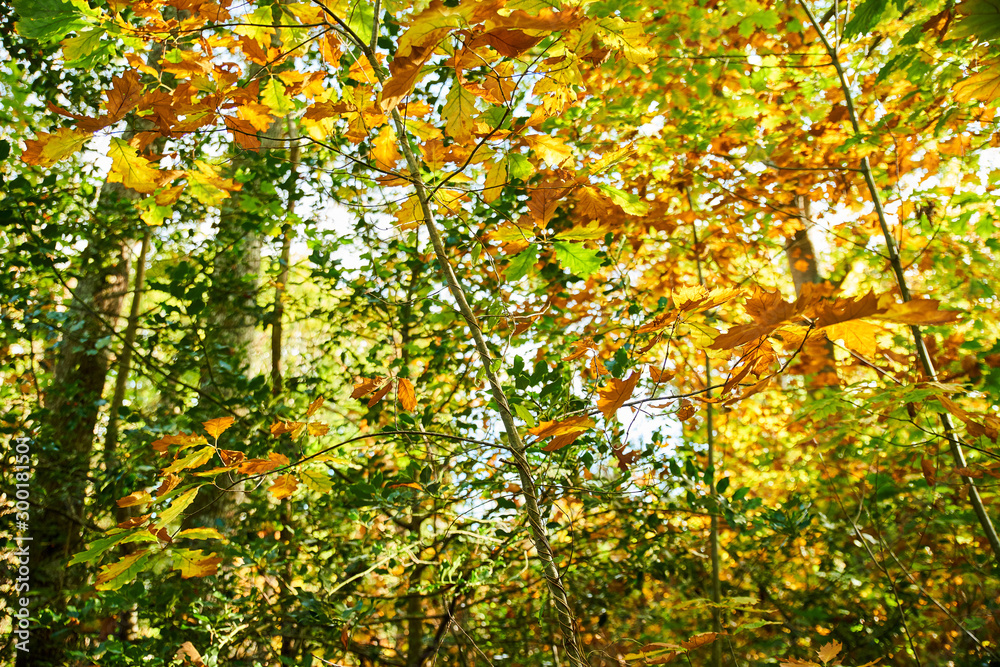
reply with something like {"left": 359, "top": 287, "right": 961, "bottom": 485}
{"left": 30, "top": 183, "right": 133, "bottom": 666}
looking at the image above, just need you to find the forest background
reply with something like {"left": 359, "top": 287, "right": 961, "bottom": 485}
{"left": 2, "top": 0, "right": 1000, "bottom": 665}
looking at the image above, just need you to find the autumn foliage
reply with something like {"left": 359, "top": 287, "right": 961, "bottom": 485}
{"left": 2, "top": 0, "right": 1000, "bottom": 664}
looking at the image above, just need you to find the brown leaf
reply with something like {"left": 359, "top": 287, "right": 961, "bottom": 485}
{"left": 676, "top": 401, "right": 697, "bottom": 421}
{"left": 117, "top": 491, "right": 152, "bottom": 508}
{"left": 597, "top": 370, "right": 641, "bottom": 420}
{"left": 368, "top": 380, "right": 394, "bottom": 407}
{"left": 224, "top": 115, "right": 261, "bottom": 151}
{"left": 156, "top": 473, "right": 182, "bottom": 498}
{"left": 176, "top": 641, "right": 205, "bottom": 666}
{"left": 351, "top": 376, "right": 385, "bottom": 399}
{"left": 218, "top": 449, "right": 245, "bottom": 467}
{"left": 920, "top": 457, "right": 937, "bottom": 486}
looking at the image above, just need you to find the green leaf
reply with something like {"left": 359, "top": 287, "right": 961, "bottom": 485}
{"left": 14, "top": 0, "right": 97, "bottom": 42}
{"left": 597, "top": 184, "right": 648, "bottom": 215}
{"left": 61, "top": 27, "right": 102, "bottom": 62}
{"left": 261, "top": 78, "right": 295, "bottom": 117}
{"left": 513, "top": 404, "right": 537, "bottom": 428}
{"left": 843, "top": 0, "right": 890, "bottom": 38}
{"left": 952, "top": 0, "right": 1000, "bottom": 42}
{"left": 553, "top": 242, "right": 602, "bottom": 277}
{"left": 154, "top": 486, "right": 200, "bottom": 528}
{"left": 506, "top": 154, "right": 534, "bottom": 180}
{"left": 95, "top": 550, "right": 155, "bottom": 591}
{"left": 506, "top": 244, "right": 538, "bottom": 281}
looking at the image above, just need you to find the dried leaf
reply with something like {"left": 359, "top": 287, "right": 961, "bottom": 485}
{"left": 816, "top": 640, "right": 842, "bottom": 665}
{"left": 117, "top": 491, "right": 152, "bottom": 508}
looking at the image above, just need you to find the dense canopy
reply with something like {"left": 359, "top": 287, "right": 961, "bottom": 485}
{"left": 2, "top": 0, "right": 1000, "bottom": 665}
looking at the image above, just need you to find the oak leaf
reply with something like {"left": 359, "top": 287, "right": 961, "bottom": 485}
{"left": 21, "top": 128, "right": 91, "bottom": 167}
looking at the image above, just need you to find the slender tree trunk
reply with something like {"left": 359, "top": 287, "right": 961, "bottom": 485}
{"left": 786, "top": 196, "right": 839, "bottom": 386}
{"left": 30, "top": 183, "right": 133, "bottom": 666}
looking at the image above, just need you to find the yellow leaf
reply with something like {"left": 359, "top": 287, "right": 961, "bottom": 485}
{"left": 299, "top": 467, "right": 334, "bottom": 493}
{"left": 161, "top": 446, "right": 215, "bottom": 475}
{"left": 203, "top": 416, "right": 235, "bottom": 439}
{"left": 395, "top": 194, "right": 424, "bottom": 230}
{"left": 483, "top": 158, "right": 508, "bottom": 203}
{"left": 875, "top": 297, "right": 961, "bottom": 325}
{"left": 171, "top": 548, "right": 222, "bottom": 578}
{"left": 444, "top": 84, "right": 477, "bottom": 143}
{"left": 526, "top": 134, "right": 573, "bottom": 167}
{"left": 597, "top": 370, "right": 641, "bottom": 420}
{"left": 175, "top": 527, "right": 225, "bottom": 540}
{"left": 154, "top": 486, "right": 200, "bottom": 528}
{"left": 308, "top": 421, "right": 330, "bottom": 436}
{"left": 21, "top": 128, "right": 91, "bottom": 167}
{"left": 269, "top": 474, "right": 299, "bottom": 499}
{"left": 955, "top": 61, "right": 1000, "bottom": 103}
{"left": 398, "top": 378, "right": 417, "bottom": 411}
{"left": 824, "top": 320, "right": 879, "bottom": 358}
{"left": 597, "top": 17, "right": 654, "bottom": 64}
{"left": 107, "top": 138, "right": 162, "bottom": 194}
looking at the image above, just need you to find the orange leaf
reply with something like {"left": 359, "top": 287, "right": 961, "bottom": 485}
{"left": 269, "top": 474, "right": 299, "bottom": 499}
{"left": 528, "top": 415, "right": 595, "bottom": 439}
{"left": 398, "top": 378, "right": 417, "bottom": 411}
{"left": 596, "top": 370, "right": 641, "bottom": 420}
{"left": 203, "top": 416, "right": 236, "bottom": 439}
{"left": 306, "top": 396, "right": 325, "bottom": 418}
{"left": 238, "top": 452, "right": 290, "bottom": 475}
